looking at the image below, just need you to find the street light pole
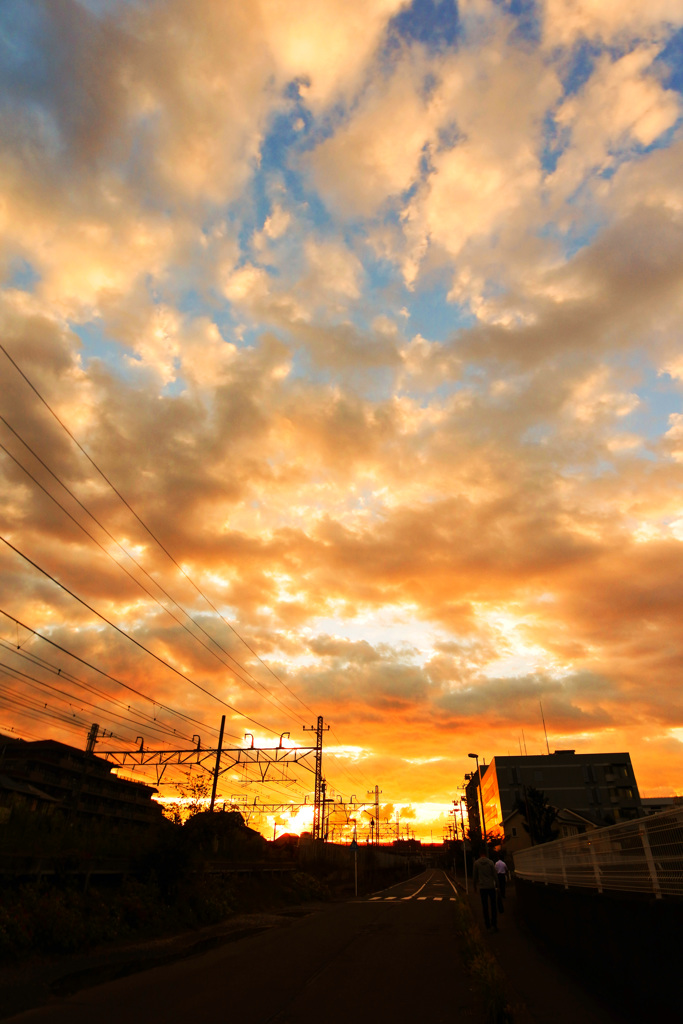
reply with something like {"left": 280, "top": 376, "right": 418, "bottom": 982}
{"left": 450, "top": 804, "right": 458, "bottom": 877}
{"left": 459, "top": 797, "right": 468, "bottom": 893}
{"left": 468, "top": 752, "right": 488, "bottom": 849}
{"left": 350, "top": 819, "right": 358, "bottom": 897}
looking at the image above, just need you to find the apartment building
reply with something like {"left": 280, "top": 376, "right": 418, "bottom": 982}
{"left": 466, "top": 749, "right": 642, "bottom": 841}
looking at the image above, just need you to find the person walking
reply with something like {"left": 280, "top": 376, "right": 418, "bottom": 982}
{"left": 473, "top": 847, "right": 498, "bottom": 931}
{"left": 495, "top": 855, "right": 509, "bottom": 900}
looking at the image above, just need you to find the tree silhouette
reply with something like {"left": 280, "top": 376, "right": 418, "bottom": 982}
{"left": 161, "top": 774, "right": 211, "bottom": 824}
{"left": 515, "top": 786, "right": 559, "bottom": 844}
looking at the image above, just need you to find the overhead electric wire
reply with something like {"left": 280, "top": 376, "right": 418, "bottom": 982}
{"left": 0, "top": 603, "right": 318, "bottom": 802}
{"left": 0, "top": 422, "right": 309, "bottom": 729}
{"left": 0, "top": 654, "right": 317, "bottom": 807}
{"left": 0, "top": 343, "right": 315, "bottom": 718}
{"left": 0, "top": 690, "right": 95, "bottom": 732}
{"left": 0, "top": 723, "right": 41, "bottom": 741}
{"left": 0, "top": 535, "right": 290, "bottom": 737}
{"left": 0, "top": 638, "right": 200, "bottom": 745}
{"left": 325, "top": 752, "right": 372, "bottom": 795}
{"left": 1, "top": 627, "right": 315, "bottom": 800}
{"left": 0, "top": 702, "right": 87, "bottom": 736}
{"left": 0, "top": 536, "right": 292, "bottom": 737}
{"left": 0, "top": 346, "right": 337, "bottom": 807}
{"left": 0, "top": 608, "right": 229, "bottom": 742}
{"left": 1, "top": 622, "right": 342, "bottom": 815}
{"left": 0, "top": 659, "right": 198, "bottom": 747}
{"left": 0, "top": 638, "right": 205, "bottom": 745}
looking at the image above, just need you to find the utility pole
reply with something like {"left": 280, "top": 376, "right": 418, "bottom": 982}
{"left": 321, "top": 780, "right": 327, "bottom": 841}
{"left": 351, "top": 820, "right": 358, "bottom": 896}
{"left": 209, "top": 715, "right": 225, "bottom": 812}
{"left": 370, "top": 785, "right": 381, "bottom": 846}
{"left": 375, "top": 786, "right": 380, "bottom": 845}
{"left": 84, "top": 723, "right": 111, "bottom": 755}
{"left": 85, "top": 722, "right": 99, "bottom": 755}
{"left": 304, "top": 715, "right": 328, "bottom": 840}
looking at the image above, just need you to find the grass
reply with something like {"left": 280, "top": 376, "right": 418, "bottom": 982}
{"left": 451, "top": 899, "right": 515, "bottom": 1024}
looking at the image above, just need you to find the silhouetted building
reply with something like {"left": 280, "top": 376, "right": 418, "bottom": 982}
{"left": 466, "top": 750, "right": 643, "bottom": 843}
{"left": 641, "top": 796, "right": 683, "bottom": 815}
{"left": 501, "top": 805, "right": 599, "bottom": 856}
{"left": 0, "top": 736, "right": 163, "bottom": 831}
{"left": 0, "top": 773, "right": 59, "bottom": 823}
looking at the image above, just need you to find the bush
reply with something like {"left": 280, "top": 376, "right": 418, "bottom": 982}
{"left": 0, "top": 866, "right": 331, "bottom": 963}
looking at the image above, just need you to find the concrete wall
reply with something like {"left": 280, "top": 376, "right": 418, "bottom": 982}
{"left": 516, "top": 878, "right": 680, "bottom": 1017}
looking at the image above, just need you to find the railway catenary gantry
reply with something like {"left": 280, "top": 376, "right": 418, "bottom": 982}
{"left": 100, "top": 715, "right": 331, "bottom": 839}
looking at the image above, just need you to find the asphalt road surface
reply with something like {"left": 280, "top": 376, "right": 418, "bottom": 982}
{"left": 6, "top": 869, "right": 482, "bottom": 1024}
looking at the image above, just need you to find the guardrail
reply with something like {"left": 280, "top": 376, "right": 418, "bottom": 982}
{"left": 514, "top": 806, "right": 683, "bottom": 898}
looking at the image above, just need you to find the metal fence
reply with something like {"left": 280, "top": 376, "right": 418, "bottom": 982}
{"left": 514, "top": 806, "right": 683, "bottom": 898}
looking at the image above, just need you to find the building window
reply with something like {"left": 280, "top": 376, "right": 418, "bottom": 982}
{"left": 511, "top": 827, "right": 518, "bottom": 837}
{"left": 533, "top": 769, "right": 543, "bottom": 783}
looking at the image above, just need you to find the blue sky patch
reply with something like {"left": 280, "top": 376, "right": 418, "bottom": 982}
{"left": 656, "top": 26, "right": 683, "bottom": 96}
{"left": 406, "top": 280, "right": 475, "bottom": 342}
{"left": 560, "top": 39, "right": 602, "bottom": 97}
{"left": 624, "top": 363, "right": 683, "bottom": 443}
{"left": 6, "top": 258, "right": 40, "bottom": 292}
{"left": 386, "top": 0, "right": 460, "bottom": 52}
{"left": 496, "top": 0, "right": 541, "bottom": 46}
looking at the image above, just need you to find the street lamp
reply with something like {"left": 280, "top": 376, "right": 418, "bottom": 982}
{"left": 468, "top": 753, "right": 488, "bottom": 847}
{"left": 350, "top": 819, "right": 358, "bottom": 896}
{"left": 459, "top": 797, "right": 469, "bottom": 893}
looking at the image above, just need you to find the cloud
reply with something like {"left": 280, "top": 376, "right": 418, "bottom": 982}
{"left": 2, "top": 0, "right": 683, "bottom": 825}
{"left": 260, "top": 0, "right": 404, "bottom": 109}
{"left": 549, "top": 46, "right": 681, "bottom": 200}
{"left": 305, "top": 52, "right": 439, "bottom": 218}
{"left": 541, "top": 0, "right": 683, "bottom": 47}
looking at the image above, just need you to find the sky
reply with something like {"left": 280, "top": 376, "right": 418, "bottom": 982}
{"left": 2, "top": 0, "right": 683, "bottom": 840}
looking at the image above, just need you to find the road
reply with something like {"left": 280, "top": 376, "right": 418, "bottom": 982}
{"left": 6, "top": 869, "right": 482, "bottom": 1023}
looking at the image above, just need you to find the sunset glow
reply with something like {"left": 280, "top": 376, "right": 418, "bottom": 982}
{"left": 2, "top": 0, "right": 683, "bottom": 841}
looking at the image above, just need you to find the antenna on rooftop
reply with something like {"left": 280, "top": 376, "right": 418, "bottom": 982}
{"left": 540, "top": 700, "right": 550, "bottom": 755}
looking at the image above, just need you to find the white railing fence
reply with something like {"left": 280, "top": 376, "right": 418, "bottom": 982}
{"left": 513, "top": 806, "right": 683, "bottom": 898}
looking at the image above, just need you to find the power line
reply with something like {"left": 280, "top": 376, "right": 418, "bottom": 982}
{"left": 0, "top": 534, "right": 284, "bottom": 737}
{"left": 0, "top": 638, "right": 198, "bottom": 744}
{"left": 0, "top": 608, "right": 228, "bottom": 741}
{"left": 0, "top": 347, "right": 348, "bottom": 803}
{"left": 0, "top": 690, "right": 96, "bottom": 734}
{"left": 0, "top": 723, "right": 42, "bottom": 741}
{"left": 0, "top": 343, "right": 314, "bottom": 718}
{"left": 0, "top": 634, "right": 197, "bottom": 741}
{"left": 0, "top": 659, "right": 197, "bottom": 747}
{"left": 0, "top": 420, "right": 309, "bottom": 728}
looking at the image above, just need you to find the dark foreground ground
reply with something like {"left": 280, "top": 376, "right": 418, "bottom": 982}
{"left": 463, "top": 881, "right": 624, "bottom": 1024}
{"left": 1, "top": 870, "right": 628, "bottom": 1023}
